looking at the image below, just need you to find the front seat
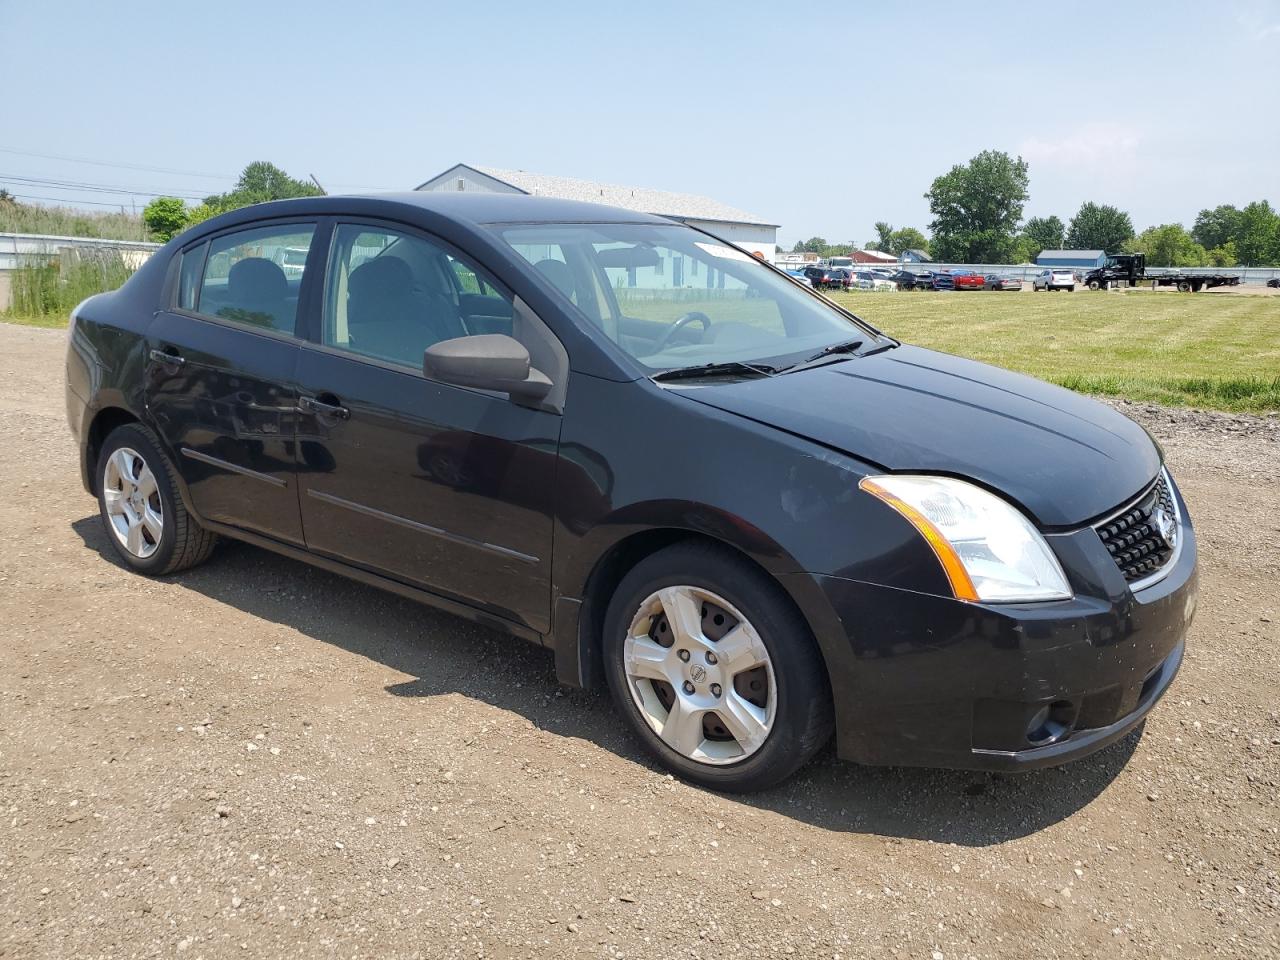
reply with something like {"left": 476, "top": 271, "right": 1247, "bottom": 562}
{"left": 221, "top": 257, "right": 292, "bottom": 330}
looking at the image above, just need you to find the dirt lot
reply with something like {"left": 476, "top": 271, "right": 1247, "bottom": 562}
{"left": 1, "top": 323, "right": 1277, "bottom": 959}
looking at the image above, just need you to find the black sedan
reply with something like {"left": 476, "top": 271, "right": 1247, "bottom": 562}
{"left": 65, "top": 192, "right": 1197, "bottom": 791}
{"left": 886, "top": 269, "right": 930, "bottom": 291}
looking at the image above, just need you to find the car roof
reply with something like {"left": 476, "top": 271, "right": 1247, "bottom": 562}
{"left": 191, "top": 191, "right": 675, "bottom": 232}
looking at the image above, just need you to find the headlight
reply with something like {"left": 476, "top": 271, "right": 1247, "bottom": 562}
{"left": 859, "top": 475, "right": 1072, "bottom": 603}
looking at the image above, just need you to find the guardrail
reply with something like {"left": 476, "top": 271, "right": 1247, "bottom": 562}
{"left": 0, "top": 232, "right": 161, "bottom": 271}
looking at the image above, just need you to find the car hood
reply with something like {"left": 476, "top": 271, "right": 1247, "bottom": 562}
{"left": 675, "top": 345, "right": 1161, "bottom": 527}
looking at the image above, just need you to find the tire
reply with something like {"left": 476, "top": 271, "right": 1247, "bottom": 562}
{"left": 602, "top": 541, "right": 833, "bottom": 792}
{"left": 96, "top": 423, "right": 217, "bottom": 576}
{"left": 1088, "top": 280, "right": 1100, "bottom": 291}
{"left": 1177, "top": 280, "right": 1192, "bottom": 293}
{"left": 1067, "top": 285, "right": 1075, "bottom": 292}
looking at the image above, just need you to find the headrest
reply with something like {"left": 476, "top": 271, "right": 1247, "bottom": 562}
{"left": 227, "top": 257, "right": 288, "bottom": 300}
{"left": 534, "top": 258, "right": 575, "bottom": 299}
{"left": 349, "top": 256, "right": 413, "bottom": 297}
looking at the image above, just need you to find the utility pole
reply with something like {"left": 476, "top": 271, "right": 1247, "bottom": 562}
{"left": 309, "top": 174, "right": 327, "bottom": 195}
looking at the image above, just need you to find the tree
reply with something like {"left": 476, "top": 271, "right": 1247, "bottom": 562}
{"left": 203, "top": 161, "right": 323, "bottom": 213}
{"left": 1234, "top": 200, "right": 1280, "bottom": 266}
{"left": 866, "top": 221, "right": 895, "bottom": 251}
{"left": 1020, "top": 215, "right": 1065, "bottom": 260}
{"left": 1205, "top": 241, "right": 1238, "bottom": 267}
{"left": 1132, "top": 224, "right": 1209, "bottom": 267}
{"left": 795, "top": 236, "right": 829, "bottom": 254}
{"left": 184, "top": 203, "right": 220, "bottom": 228}
{"left": 1065, "top": 202, "right": 1134, "bottom": 253}
{"left": 1192, "top": 205, "right": 1244, "bottom": 252}
{"left": 886, "top": 227, "right": 929, "bottom": 258}
{"left": 143, "top": 196, "right": 189, "bottom": 242}
{"left": 925, "top": 150, "right": 1029, "bottom": 263}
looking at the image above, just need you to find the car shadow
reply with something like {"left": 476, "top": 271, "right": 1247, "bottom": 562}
{"left": 71, "top": 516, "right": 1138, "bottom": 847}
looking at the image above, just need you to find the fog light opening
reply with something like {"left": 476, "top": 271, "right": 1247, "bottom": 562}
{"left": 1026, "top": 700, "right": 1076, "bottom": 746}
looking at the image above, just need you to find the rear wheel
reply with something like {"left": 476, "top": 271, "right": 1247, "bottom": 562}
{"left": 1088, "top": 280, "right": 1100, "bottom": 291}
{"left": 97, "top": 424, "right": 217, "bottom": 575}
{"left": 603, "top": 542, "right": 833, "bottom": 792}
{"left": 1177, "top": 280, "right": 1192, "bottom": 293}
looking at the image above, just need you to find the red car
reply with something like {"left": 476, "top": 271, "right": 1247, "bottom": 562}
{"left": 951, "top": 271, "right": 986, "bottom": 291}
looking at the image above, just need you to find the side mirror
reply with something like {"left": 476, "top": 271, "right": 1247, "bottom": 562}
{"left": 423, "top": 334, "right": 553, "bottom": 406}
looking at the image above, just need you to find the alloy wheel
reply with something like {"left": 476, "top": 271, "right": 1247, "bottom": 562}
{"left": 102, "top": 447, "right": 163, "bottom": 559}
{"left": 622, "top": 586, "right": 777, "bottom": 765}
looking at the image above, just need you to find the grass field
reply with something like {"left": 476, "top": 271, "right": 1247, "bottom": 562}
{"left": 4, "top": 287, "right": 1277, "bottom": 412}
{"left": 830, "top": 289, "right": 1280, "bottom": 412}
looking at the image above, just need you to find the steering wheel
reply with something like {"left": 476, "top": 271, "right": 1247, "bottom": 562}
{"left": 653, "top": 311, "right": 712, "bottom": 353}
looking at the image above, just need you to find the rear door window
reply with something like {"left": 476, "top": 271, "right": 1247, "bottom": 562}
{"left": 194, "top": 223, "right": 317, "bottom": 334}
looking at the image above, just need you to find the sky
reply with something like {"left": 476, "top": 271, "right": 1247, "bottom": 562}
{"left": 2, "top": 0, "right": 1277, "bottom": 246}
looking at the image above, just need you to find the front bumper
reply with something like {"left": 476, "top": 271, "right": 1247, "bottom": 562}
{"left": 812, "top": 502, "right": 1197, "bottom": 771}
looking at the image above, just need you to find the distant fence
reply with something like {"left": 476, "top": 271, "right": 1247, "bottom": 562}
{"left": 818, "top": 259, "right": 1280, "bottom": 284}
{"left": 0, "top": 232, "right": 160, "bottom": 270}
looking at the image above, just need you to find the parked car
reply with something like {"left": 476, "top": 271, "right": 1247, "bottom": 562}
{"left": 784, "top": 269, "right": 812, "bottom": 287}
{"left": 803, "top": 265, "right": 843, "bottom": 290}
{"left": 854, "top": 271, "right": 897, "bottom": 291}
{"left": 1266, "top": 277, "right": 1280, "bottom": 288}
{"left": 886, "top": 270, "right": 929, "bottom": 291}
{"left": 985, "top": 275, "right": 1023, "bottom": 291}
{"left": 275, "top": 246, "right": 310, "bottom": 279}
{"left": 951, "top": 271, "right": 986, "bottom": 291}
{"left": 930, "top": 272, "right": 955, "bottom": 290}
{"left": 1034, "top": 269, "right": 1076, "bottom": 292}
{"left": 66, "top": 192, "right": 1196, "bottom": 792}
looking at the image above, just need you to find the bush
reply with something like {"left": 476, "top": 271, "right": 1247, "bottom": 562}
{"left": 5, "top": 248, "right": 136, "bottom": 319}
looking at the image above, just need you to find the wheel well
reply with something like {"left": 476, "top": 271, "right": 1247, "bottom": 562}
{"left": 575, "top": 528, "right": 820, "bottom": 692}
{"left": 85, "top": 407, "right": 140, "bottom": 494}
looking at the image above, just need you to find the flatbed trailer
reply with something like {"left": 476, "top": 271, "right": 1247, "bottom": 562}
{"left": 1083, "top": 253, "right": 1241, "bottom": 292}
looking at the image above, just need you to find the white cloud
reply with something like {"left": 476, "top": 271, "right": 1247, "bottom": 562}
{"left": 1235, "top": 0, "right": 1280, "bottom": 37}
{"left": 1019, "top": 123, "right": 1141, "bottom": 173}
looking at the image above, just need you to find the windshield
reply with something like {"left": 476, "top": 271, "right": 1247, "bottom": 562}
{"left": 497, "top": 222, "right": 887, "bottom": 372}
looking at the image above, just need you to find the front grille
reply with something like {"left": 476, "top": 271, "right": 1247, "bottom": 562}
{"left": 1095, "top": 473, "right": 1178, "bottom": 583}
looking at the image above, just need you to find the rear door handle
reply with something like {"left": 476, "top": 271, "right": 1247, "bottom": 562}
{"left": 149, "top": 348, "right": 186, "bottom": 367}
{"left": 298, "top": 395, "right": 350, "bottom": 420}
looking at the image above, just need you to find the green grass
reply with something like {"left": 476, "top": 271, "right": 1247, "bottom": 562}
{"left": 0, "top": 199, "right": 150, "bottom": 241}
{"left": 0, "top": 313, "right": 71, "bottom": 329}
{"left": 2, "top": 252, "right": 136, "bottom": 322}
{"left": 829, "top": 289, "right": 1280, "bottom": 412}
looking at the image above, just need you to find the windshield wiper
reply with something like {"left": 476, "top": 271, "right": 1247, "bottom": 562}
{"left": 652, "top": 360, "right": 780, "bottom": 382}
{"left": 803, "top": 338, "right": 864, "bottom": 362}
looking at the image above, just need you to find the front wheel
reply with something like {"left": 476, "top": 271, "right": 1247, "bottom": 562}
{"left": 1088, "top": 280, "right": 1100, "bottom": 291}
{"left": 603, "top": 542, "right": 833, "bottom": 791}
{"left": 97, "top": 423, "right": 217, "bottom": 575}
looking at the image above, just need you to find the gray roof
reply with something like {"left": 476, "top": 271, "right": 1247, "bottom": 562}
{"left": 419, "top": 163, "right": 776, "bottom": 228}
{"left": 1037, "top": 249, "right": 1105, "bottom": 259}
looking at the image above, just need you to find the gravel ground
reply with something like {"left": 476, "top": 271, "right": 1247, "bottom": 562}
{"left": 1, "top": 323, "right": 1277, "bottom": 960}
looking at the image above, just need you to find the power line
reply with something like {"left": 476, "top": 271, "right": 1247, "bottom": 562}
{"left": 0, "top": 147, "right": 234, "bottom": 180}
{"left": 1, "top": 173, "right": 209, "bottom": 200}
{"left": 8, "top": 192, "right": 150, "bottom": 208}
{"left": 0, "top": 147, "right": 402, "bottom": 193}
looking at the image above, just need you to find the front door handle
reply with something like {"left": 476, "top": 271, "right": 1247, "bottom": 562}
{"left": 149, "top": 348, "right": 186, "bottom": 368}
{"left": 298, "top": 395, "right": 350, "bottom": 420}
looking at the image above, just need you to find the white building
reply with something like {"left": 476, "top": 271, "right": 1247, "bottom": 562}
{"left": 415, "top": 164, "right": 779, "bottom": 261}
